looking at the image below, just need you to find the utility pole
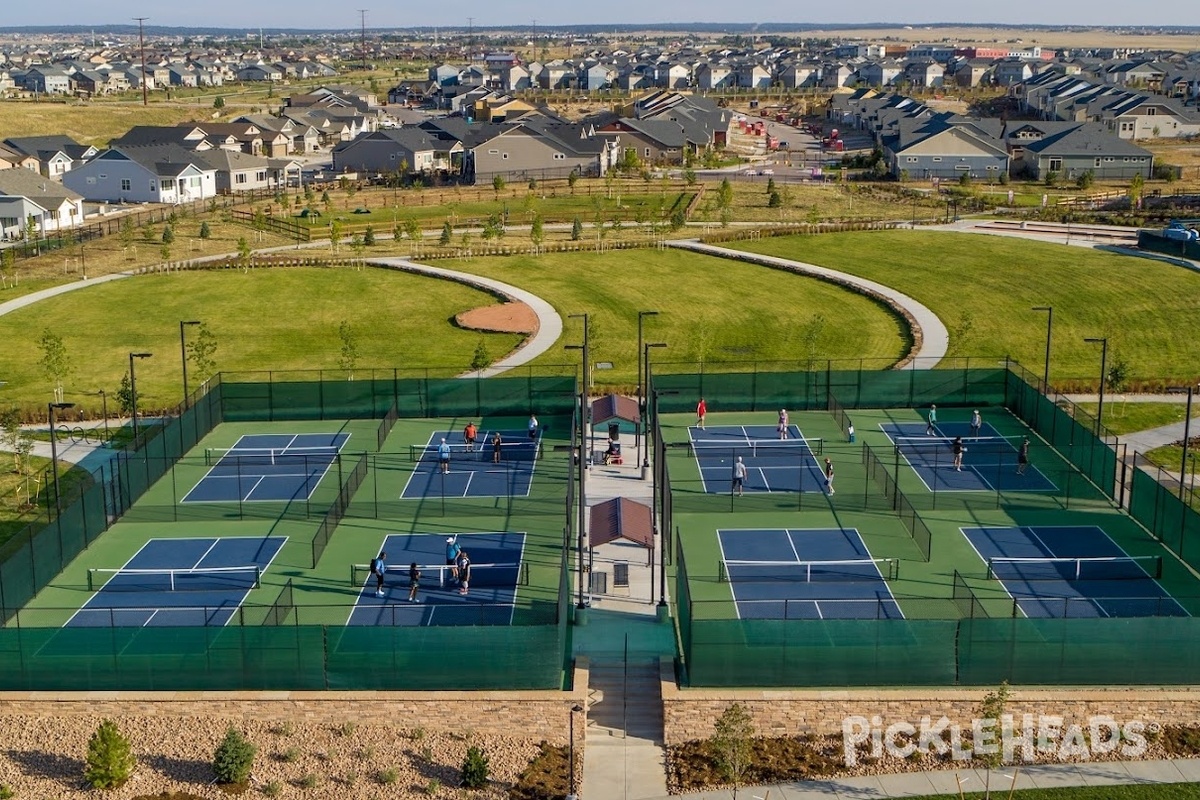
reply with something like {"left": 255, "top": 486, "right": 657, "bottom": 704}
{"left": 358, "top": 10, "right": 368, "bottom": 71}
{"left": 134, "top": 17, "right": 149, "bottom": 107}
{"left": 467, "top": 17, "right": 474, "bottom": 62}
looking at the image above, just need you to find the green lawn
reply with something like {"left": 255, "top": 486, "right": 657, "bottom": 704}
{"left": 1076, "top": 402, "right": 1195, "bottom": 436}
{"left": 910, "top": 785, "right": 1200, "bottom": 800}
{"left": 728, "top": 231, "right": 1200, "bottom": 384}
{"left": 0, "top": 268, "right": 523, "bottom": 418}
{"left": 438, "top": 248, "right": 909, "bottom": 386}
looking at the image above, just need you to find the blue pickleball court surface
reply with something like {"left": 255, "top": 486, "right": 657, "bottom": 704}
{"left": 717, "top": 527, "right": 903, "bottom": 620}
{"left": 400, "top": 430, "right": 539, "bottom": 499}
{"left": 181, "top": 432, "right": 350, "bottom": 503}
{"left": 881, "top": 421, "right": 1056, "bottom": 493}
{"left": 347, "top": 531, "right": 526, "bottom": 626}
{"left": 962, "top": 525, "right": 1188, "bottom": 618}
{"left": 690, "top": 425, "right": 827, "bottom": 494}
{"left": 67, "top": 536, "right": 286, "bottom": 627}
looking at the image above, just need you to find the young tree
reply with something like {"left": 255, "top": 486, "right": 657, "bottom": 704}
{"left": 766, "top": 177, "right": 776, "bottom": 194}
{"left": 213, "top": 95, "right": 225, "bottom": 109}
{"left": 767, "top": 191, "right": 782, "bottom": 208}
{"left": 710, "top": 703, "right": 755, "bottom": 798}
{"left": 161, "top": 224, "right": 175, "bottom": 244}
{"left": 363, "top": 225, "right": 376, "bottom": 246}
{"left": 470, "top": 339, "right": 492, "bottom": 371}
{"left": 160, "top": 242, "right": 171, "bottom": 263}
{"left": 571, "top": 216, "right": 583, "bottom": 241}
{"left": 492, "top": 174, "right": 506, "bottom": 196}
{"left": 116, "top": 372, "right": 134, "bottom": 417}
{"left": 977, "top": 681, "right": 1010, "bottom": 799}
{"left": 530, "top": 214, "right": 544, "bottom": 250}
{"left": 84, "top": 719, "right": 136, "bottom": 790}
{"left": 440, "top": 220, "right": 453, "bottom": 246}
{"left": 1, "top": 408, "right": 30, "bottom": 475}
{"left": 338, "top": 320, "right": 358, "bottom": 379}
{"left": 404, "top": 217, "right": 422, "bottom": 247}
{"left": 37, "top": 328, "right": 71, "bottom": 403}
{"left": 212, "top": 727, "right": 256, "bottom": 785}
{"left": 683, "top": 168, "right": 697, "bottom": 186}
{"left": 1, "top": 247, "right": 15, "bottom": 287}
{"left": 187, "top": 323, "right": 219, "bottom": 382}
{"left": 801, "top": 313, "right": 827, "bottom": 370}
{"left": 568, "top": 172, "right": 579, "bottom": 194}
{"left": 329, "top": 220, "right": 344, "bottom": 253}
{"left": 118, "top": 217, "right": 135, "bottom": 248}
{"left": 236, "top": 236, "right": 252, "bottom": 270}
{"left": 198, "top": 221, "right": 211, "bottom": 239}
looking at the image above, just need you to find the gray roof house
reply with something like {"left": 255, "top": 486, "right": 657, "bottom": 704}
{"left": 882, "top": 117, "right": 1009, "bottom": 180}
{"left": 1016, "top": 123, "right": 1154, "bottom": 180}
{"left": 192, "top": 148, "right": 274, "bottom": 194}
{"left": 2, "top": 135, "right": 97, "bottom": 178}
{"left": 0, "top": 167, "right": 85, "bottom": 238}
{"left": 63, "top": 145, "right": 216, "bottom": 204}
{"left": 331, "top": 128, "right": 463, "bottom": 175}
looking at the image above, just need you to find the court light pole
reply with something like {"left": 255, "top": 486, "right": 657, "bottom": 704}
{"left": 565, "top": 314, "right": 589, "bottom": 617}
{"left": 642, "top": 342, "right": 667, "bottom": 479}
{"left": 48, "top": 401, "right": 75, "bottom": 512}
{"left": 179, "top": 320, "right": 201, "bottom": 409}
{"left": 96, "top": 389, "right": 110, "bottom": 443}
{"left": 1032, "top": 306, "right": 1053, "bottom": 390}
{"left": 655, "top": 387, "right": 679, "bottom": 619}
{"left": 129, "top": 352, "right": 153, "bottom": 440}
{"left": 636, "top": 310, "right": 660, "bottom": 475}
{"left": 1180, "top": 385, "right": 1197, "bottom": 501}
{"left": 1084, "top": 337, "right": 1108, "bottom": 435}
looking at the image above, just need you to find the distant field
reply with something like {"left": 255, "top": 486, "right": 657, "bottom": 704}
{"left": 0, "top": 101, "right": 219, "bottom": 147}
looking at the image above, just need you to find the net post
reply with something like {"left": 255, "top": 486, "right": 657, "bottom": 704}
{"left": 87, "top": 569, "right": 95, "bottom": 592}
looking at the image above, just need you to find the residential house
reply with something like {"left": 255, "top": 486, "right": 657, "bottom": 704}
{"left": 859, "top": 60, "right": 904, "bottom": 88}
{"left": 429, "top": 63, "right": 461, "bottom": 86}
{"left": 22, "top": 66, "right": 72, "bottom": 94}
{"left": 537, "top": 62, "right": 574, "bottom": 90}
{"left": 778, "top": 62, "right": 819, "bottom": 89}
{"left": 820, "top": 62, "right": 857, "bottom": 88}
{"left": 735, "top": 63, "right": 771, "bottom": 89}
{"left": 882, "top": 116, "right": 1009, "bottom": 180}
{"left": 598, "top": 118, "right": 687, "bottom": 164}
{"left": 654, "top": 62, "right": 691, "bottom": 89}
{"left": 236, "top": 63, "right": 282, "bottom": 82}
{"left": 949, "top": 59, "right": 993, "bottom": 88}
{"left": 993, "top": 59, "right": 1037, "bottom": 86}
{"left": 1015, "top": 123, "right": 1154, "bottom": 180}
{"left": 193, "top": 148, "right": 273, "bottom": 194}
{"left": 63, "top": 145, "right": 215, "bottom": 204}
{"left": 331, "top": 128, "right": 462, "bottom": 175}
{"left": 695, "top": 63, "right": 734, "bottom": 90}
{"left": 904, "top": 60, "right": 945, "bottom": 88}
{"left": 0, "top": 167, "right": 85, "bottom": 238}
{"left": 1100, "top": 94, "right": 1200, "bottom": 140}
{"left": 3, "top": 135, "right": 96, "bottom": 178}
{"left": 167, "top": 66, "right": 199, "bottom": 88}
{"left": 235, "top": 114, "right": 321, "bottom": 154}
{"left": 583, "top": 63, "right": 616, "bottom": 91}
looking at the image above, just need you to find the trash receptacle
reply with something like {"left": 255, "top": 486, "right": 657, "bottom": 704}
{"left": 608, "top": 422, "right": 620, "bottom": 442}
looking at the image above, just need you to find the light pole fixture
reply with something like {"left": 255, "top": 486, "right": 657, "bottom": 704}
{"left": 1180, "top": 385, "right": 1198, "bottom": 501}
{"left": 179, "top": 321, "right": 201, "bottom": 409}
{"left": 568, "top": 703, "right": 584, "bottom": 800}
{"left": 96, "top": 389, "right": 110, "bottom": 443}
{"left": 636, "top": 310, "right": 660, "bottom": 473}
{"left": 655, "top": 387, "right": 679, "bottom": 618}
{"left": 48, "top": 401, "right": 75, "bottom": 511}
{"left": 129, "top": 352, "right": 153, "bottom": 440}
{"left": 565, "top": 314, "right": 589, "bottom": 615}
{"left": 1032, "top": 306, "right": 1053, "bottom": 391}
{"left": 643, "top": 343, "right": 667, "bottom": 476}
{"left": 1083, "top": 337, "right": 1108, "bottom": 435}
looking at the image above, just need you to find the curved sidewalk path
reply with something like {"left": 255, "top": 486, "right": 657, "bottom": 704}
{"left": 370, "top": 257, "right": 563, "bottom": 378}
{"left": 665, "top": 239, "right": 949, "bottom": 367}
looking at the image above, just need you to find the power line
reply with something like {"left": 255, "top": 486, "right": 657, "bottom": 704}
{"left": 134, "top": 17, "right": 148, "bottom": 107}
{"left": 358, "top": 9, "right": 368, "bottom": 71}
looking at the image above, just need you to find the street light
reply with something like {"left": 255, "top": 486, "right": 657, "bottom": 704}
{"left": 1083, "top": 337, "right": 1108, "bottom": 435}
{"left": 48, "top": 401, "right": 75, "bottom": 511}
{"left": 636, "top": 310, "right": 660, "bottom": 473}
{"left": 95, "top": 389, "right": 110, "bottom": 443}
{"left": 1032, "top": 306, "right": 1053, "bottom": 391}
{"left": 564, "top": 314, "right": 589, "bottom": 615}
{"left": 179, "top": 320, "right": 201, "bottom": 409}
{"left": 129, "top": 352, "right": 153, "bottom": 440}
{"left": 642, "top": 342, "right": 667, "bottom": 478}
{"left": 567, "top": 703, "right": 584, "bottom": 800}
{"left": 654, "top": 387, "right": 679, "bottom": 620}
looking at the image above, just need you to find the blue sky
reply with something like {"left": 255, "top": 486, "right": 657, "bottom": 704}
{"left": 5, "top": 2, "right": 1197, "bottom": 30}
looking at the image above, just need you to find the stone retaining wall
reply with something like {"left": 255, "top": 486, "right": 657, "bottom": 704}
{"left": 660, "top": 659, "right": 1200, "bottom": 745}
{"left": 0, "top": 661, "right": 589, "bottom": 746}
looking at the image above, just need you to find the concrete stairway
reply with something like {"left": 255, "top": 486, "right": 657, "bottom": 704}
{"left": 583, "top": 657, "right": 668, "bottom": 799}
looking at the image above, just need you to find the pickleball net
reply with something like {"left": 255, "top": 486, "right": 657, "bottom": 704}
{"left": 718, "top": 557, "right": 900, "bottom": 583}
{"left": 87, "top": 565, "right": 263, "bottom": 592}
{"left": 986, "top": 555, "right": 1163, "bottom": 582}
{"left": 351, "top": 561, "right": 529, "bottom": 590}
{"left": 688, "top": 437, "right": 824, "bottom": 459}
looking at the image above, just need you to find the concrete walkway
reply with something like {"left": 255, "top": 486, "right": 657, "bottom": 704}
{"left": 644, "top": 757, "right": 1200, "bottom": 799}
{"left": 664, "top": 239, "right": 949, "bottom": 367}
{"left": 368, "top": 257, "right": 563, "bottom": 377}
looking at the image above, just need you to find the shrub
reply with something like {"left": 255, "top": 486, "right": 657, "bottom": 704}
{"left": 272, "top": 721, "right": 295, "bottom": 737}
{"left": 425, "top": 778, "right": 441, "bottom": 795}
{"left": 84, "top": 718, "right": 136, "bottom": 789}
{"left": 198, "top": 221, "right": 211, "bottom": 239}
{"left": 213, "top": 726, "right": 257, "bottom": 785}
{"left": 377, "top": 767, "right": 398, "bottom": 785}
{"left": 338, "top": 721, "right": 357, "bottom": 737}
{"left": 0, "top": 784, "right": 12, "bottom": 799}
{"left": 461, "top": 745, "right": 490, "bottom": 788}
{"left": 280, "top": 747, "right": 301, "bottom": 763}
{"left": 298, "top": 773, "right": 319, "bottom": 789}
{"left": 262, "top": 780, "right": 282, "bottom": 796}
{"left": 161, "top": 225, "right": 175, "bottom": 244}
{"left": 364, "top": 225, "right": 376, "bottom": 246}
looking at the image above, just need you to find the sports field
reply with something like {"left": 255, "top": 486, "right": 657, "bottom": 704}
{"left": 0, "top": 373, "right": 577, "bottom": 690}
{"left": 660, "top": 367, "right": 1200, "bottom": 687}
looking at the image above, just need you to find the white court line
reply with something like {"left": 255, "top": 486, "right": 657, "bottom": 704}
{"left": 715, "top": 531, "right": 742, "bottom": 621}
{"left": 959, "top": 527, "right": 1028, "bottom": 619}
